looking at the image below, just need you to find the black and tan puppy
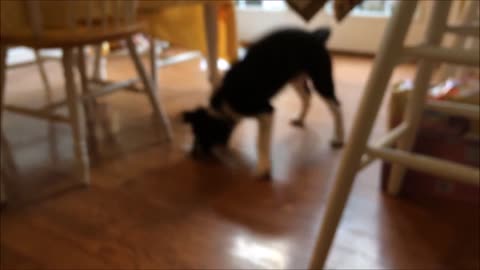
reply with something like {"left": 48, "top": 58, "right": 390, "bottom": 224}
{"left": 183, "top": 28, "right": 344, "bottom": 178}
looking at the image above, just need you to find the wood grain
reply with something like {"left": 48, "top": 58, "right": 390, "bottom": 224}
{"left": 1, "top": 53, "right": 478, "bottom": 270}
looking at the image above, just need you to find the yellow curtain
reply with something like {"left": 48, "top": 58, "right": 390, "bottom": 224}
{"left": 142, "top": 2, "right": 238, "bottom": 62}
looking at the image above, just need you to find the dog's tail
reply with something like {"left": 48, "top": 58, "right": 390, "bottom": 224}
{"left": 312, "top": 27, "right": 331, "bottom": 44}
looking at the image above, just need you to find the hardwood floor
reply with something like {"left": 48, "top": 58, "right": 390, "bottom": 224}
{"left": 1, "top": 53, "right": 478, "bottom": 269}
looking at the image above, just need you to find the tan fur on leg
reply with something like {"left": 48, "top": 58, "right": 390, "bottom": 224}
{"left": 324, "top": 99, "right": 344, "bottom": 148}
{"left": 290, "top": 75, "right": 311, "bottom": 127}
{"left": 256, "top": 113, "right": 273, "bottom": 179}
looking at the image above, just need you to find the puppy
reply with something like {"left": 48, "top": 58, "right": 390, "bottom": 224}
{"left": 183, "top": 28, "right": 344, "bottom": 178}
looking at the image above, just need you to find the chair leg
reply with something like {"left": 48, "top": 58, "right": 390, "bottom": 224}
{"left": 0, "top": 46, "right": 7, "bottom": 140}
{"left": 308, "top": 2, "right": 418, "bottom": 269}
{"left": 34, "top": 49, "right": 59, "bottom": 162}
{"left": 1, "top": 132, "right": 17, "bottom": 173}
{"left": 0, "top": 46, "right": 16, "bottom": 203}
{"left": 92, "top": 44, "right": 106, "bottom": 81}
{"left": 126, "top": 36, "right": 173, "bottom": 141}
{"left": 1, "top": 46, "right": 8, "bottom": 203}
{"left": 62, "top": 48, "right": 90, "bottom": 185}
{"left": 436, "top": 0, "right": 478, "bottom": 81}
{"left": 387, "top": 0, "right": 452, "bottom": 195}
{"left": 1, "top": 131, "right": 17, "bottom": 204}
{"left": 0, "top": 174, "right": 5, "bottom": 204}
{"left": 34, "top": 50, "right": 53, "bottom": 97}
{"left": 77, "top": 46, "right": 98, "bottom": 151}
{"left": 149, "top": 36, "right": 158, "bottom": 87}
{"left": 203, "top": 3, "right": 220, "bottom": 89}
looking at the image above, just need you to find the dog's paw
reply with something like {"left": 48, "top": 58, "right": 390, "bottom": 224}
{"left": 290, "top": 119, "right": 305, "bottom": 128}
{"left": 330, "top": 139, "right": 344, "bottom": 149}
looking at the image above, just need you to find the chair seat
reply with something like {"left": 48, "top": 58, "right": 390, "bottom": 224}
{"left": 1, "top": 22, "right": 145, "bottom": 48}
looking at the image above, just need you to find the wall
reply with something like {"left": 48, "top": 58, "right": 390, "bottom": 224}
{"left": 235, "top": 2, "right": 433, "bottom": 54}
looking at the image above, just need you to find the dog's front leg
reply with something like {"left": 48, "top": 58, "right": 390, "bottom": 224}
{"left": 256, "top": 112, "right": 273, "bottom": 179}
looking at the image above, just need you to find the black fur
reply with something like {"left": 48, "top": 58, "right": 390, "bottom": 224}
{"left": 210, "top": 27, "right": 337, "bottom": 116}
{"left": 182, "top": 108, "right": 235, "bottom": 157}
{"left": 183, "top": 28, "right": 337, "bottom": 155}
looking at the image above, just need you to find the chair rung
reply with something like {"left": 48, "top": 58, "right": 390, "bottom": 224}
{"left": 426, "top": 100, "right": 480, "bottom": 119}
{"left": 155, "top": 51, "right": 202, "bottom": 68}
{"left": 43, "top": 79, "right": 143, "bottom": 112}
{"left": 367, "top": 146, "right": 480, "bottom": 186}
{"left": 91, "top": 78, "right": 144, "bottom": 93}
{"left": 5, "top": 105, "right": 69, "bottom": 123}
{"left": 90, "top": 78, "right": 139, "bottom": 89}
{"left": 359, "top": 123, "right": 409, "bottom": 171}
{"left": 404, "top": 45, "right": 479, "bottom": 66}
{"left": 445, "top": 24, "right": 479, "bottom": 36}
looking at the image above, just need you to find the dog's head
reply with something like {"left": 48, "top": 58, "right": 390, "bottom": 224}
{"left": 182, "top": 107, "right": 235, "bottom": 158}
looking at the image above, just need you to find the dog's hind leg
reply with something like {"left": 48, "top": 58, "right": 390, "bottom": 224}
{"left": 309, "top": 73, "right": 344, "bottom": 148}
{"left": 290, "top": 76, "right": 311, "bottom": 128}
{"left": 256, "top": 110, "right": 274, "bottom": 179}
{"left": 323, "top": 97, "right": 344, "bottom": 148}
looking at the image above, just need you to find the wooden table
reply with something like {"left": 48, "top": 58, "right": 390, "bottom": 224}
{"left": 139, "top": 1, "right": 224, "bottom": 87}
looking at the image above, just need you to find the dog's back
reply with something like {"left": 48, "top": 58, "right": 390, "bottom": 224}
{"left": 212, "top": 28, "right": 336, "bottom": 115}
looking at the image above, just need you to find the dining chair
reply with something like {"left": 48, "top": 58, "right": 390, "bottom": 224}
{"left": 0, "top": 0, "right": 173, "bottom": 203}
{"left": 308, "top": 0, "right": 479, "bottom": 268}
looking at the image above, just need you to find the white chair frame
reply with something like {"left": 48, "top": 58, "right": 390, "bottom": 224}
{"left": 309, "top": 0, "right": 479, "bottom": 268}
{"left": 0, "top": 0, "right": 173, "bottom": 203}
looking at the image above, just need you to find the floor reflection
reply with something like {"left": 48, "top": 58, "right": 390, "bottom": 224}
{"left": 231, "top": 234, "right": 289, "bottom": 269}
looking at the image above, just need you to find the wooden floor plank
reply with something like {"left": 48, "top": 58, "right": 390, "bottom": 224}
{"left": 1, "top": 53, "right": 478, "bottom": 269}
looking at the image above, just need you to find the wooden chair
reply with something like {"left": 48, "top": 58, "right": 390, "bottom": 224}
{"left": 0, "top": 0, "right": 173, "bottom": 203}
{"left": 308, "top": 0, "right": 479, "bottom": 268}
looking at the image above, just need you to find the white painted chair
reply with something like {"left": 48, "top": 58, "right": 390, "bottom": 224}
{"left": 0, "top": 0, "right": 173, "bottom": 203}
{"left": 309, "top": 0, "right": 479, "bottom": 268}
{"left": 0, "top": 47, "right": 57, "bottom": 204}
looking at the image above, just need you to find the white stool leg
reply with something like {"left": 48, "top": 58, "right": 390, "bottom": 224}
{"left": 127, "top": 36, "right": 173, "bottom": 141}
{"left": 203, "top": 3, "right": 220, "bottom": 89}
{"left": 308, "top": 1, "right": 418, "bottom": 268}
{"left": 62, "top": 48, "right": 90, "bottom": 185}
{"left": 387, "top": 0, "right": 452, "bottom": 195}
